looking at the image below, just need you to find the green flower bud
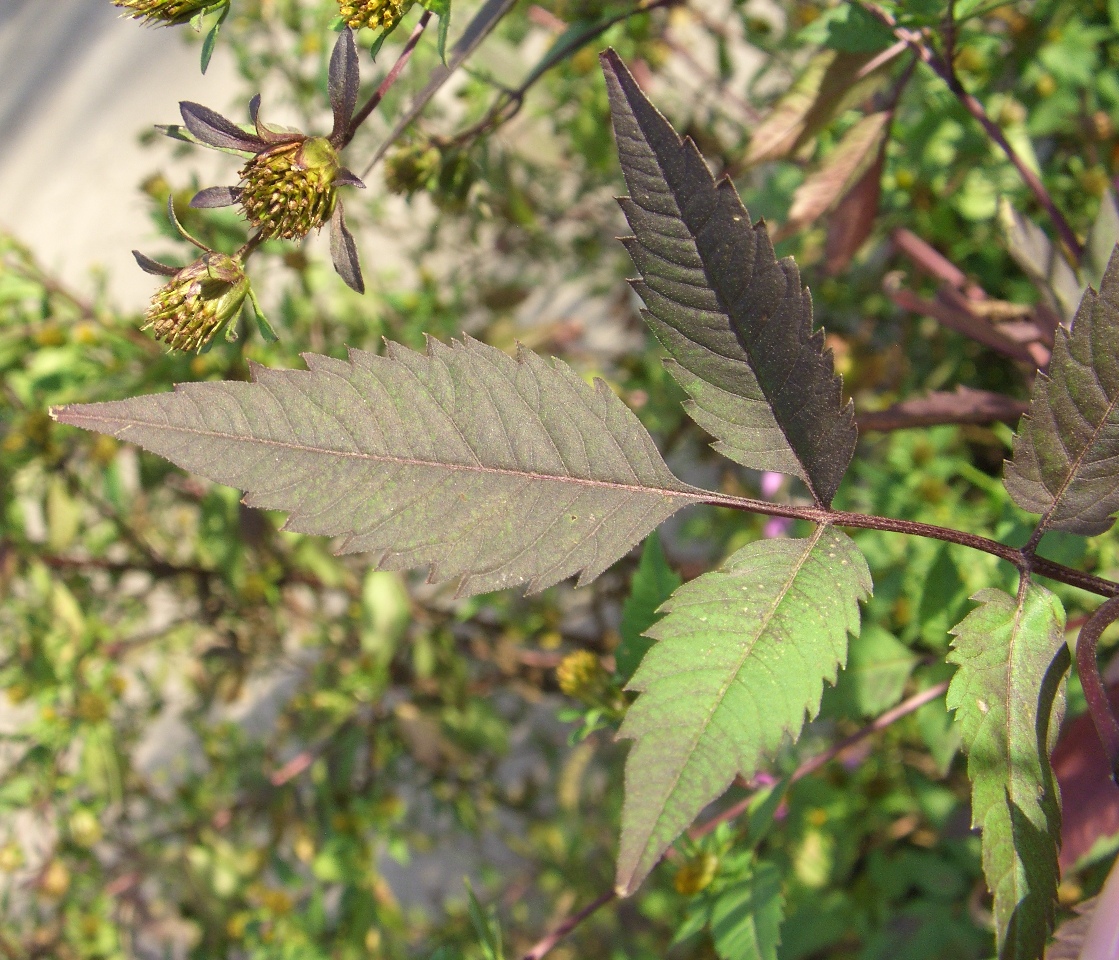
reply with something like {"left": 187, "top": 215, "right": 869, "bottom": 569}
{"left": 338, "top": 0, "right": 416, "bottom": 31}
{"left": 383, "top": 142, "right": 441, "bottom": 196}
{"left": 239, "top": 137, "right": 340, "bottom": 241}
{"left": 111, "top": 0, "right": 217, "bottom": 25}
{"left": 142, "top": 253, "right": 250, "bottom": 352}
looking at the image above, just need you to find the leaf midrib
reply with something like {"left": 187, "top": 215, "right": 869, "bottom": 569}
{"left": 652, "top": 525, "right": 827, "bottom": 830}
{"left": 61, "top": 409, "right": 699, "bottom": 502}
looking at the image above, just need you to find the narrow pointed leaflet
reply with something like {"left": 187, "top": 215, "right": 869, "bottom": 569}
{"left": 601, "top": 50, "right": 856, "bottom": 507}
{"left": 616, "top": 527, "right": 871, "bottom": 894}
{"left": 1006, "top": 246, "right": 1119, "bottom": 535}
{"left": 52, "top": 338, "right": 701, "bottom": 596}
{"left": 947, "top": 585, "right": 1068, "bottom": 960}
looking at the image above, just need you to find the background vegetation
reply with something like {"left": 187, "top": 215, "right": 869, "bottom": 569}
{"left": 3, "top": 0, "right": 1119, "bottom": 957}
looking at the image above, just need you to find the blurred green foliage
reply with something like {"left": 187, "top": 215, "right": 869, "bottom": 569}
{"left": 3, "top": 0, "right": 1119, "bottom": 957}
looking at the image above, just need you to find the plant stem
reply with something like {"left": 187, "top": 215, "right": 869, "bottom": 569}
{"left": 342, "top": 11, "right": 433, "bottom": 148}
{"left": 691, "top": 680, "right": 950, "bottom": 839}
{"left": 1074, "top": 594, "right": 1119, "bottom": 782}
{"left": 695, "top": 490, "right": 1119, "bottom": 599}
{"left": 856, "top": 0, "right": 1083, "bottom": 261}
{"left": 520, "top": 890, "right": 618, "bottom": 960}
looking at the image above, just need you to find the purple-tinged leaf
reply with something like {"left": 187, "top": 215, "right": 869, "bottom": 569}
{"left": 602, "top": 50, "right": 856, "bottom": 507}
{"left": 51, "top": 339, "right": 700, "bottom": 597}
{"left": 999, "top": 198, "right": 1083, "bottom": 323}
{"left": 180, "top": 101, "right": 265, "bottom": 153}
{"left": 132, "top": 251, "right": 179, "bottom": 277}
{"left": 329, "top": 28, "right": 360, "bottom": 138}
{"left": 330, "top": 203, "right": 364, "bottom": 294}
{"left": 947, "top": 585, "right": 1068, "bottom": 960}
{"left": 335, "top": 167, "right": 366, "bottom": 189}
{"left": 248, "top": 93, "right": 262, "bottom": 126}
{"left": 616, "top": 527, "right": 870, "bottom": 895}
{"left": 189, "top": 185, "right": 242, "bottom": 208}
{"left": 1005, "top": 247, "right": 1119, "bottom": 535}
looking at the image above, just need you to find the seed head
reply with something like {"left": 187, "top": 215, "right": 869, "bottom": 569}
{"left": 142, "top": 253, "right": 250, "bottom": 352}
{"left": 239, "top": 137, "right": 340, "bottom": 241}
{"left": 111, "top": 0, "right": 217, "bottom": 25}
{"left": 338, "top": 0, "right": 416, "bottom": 31}
{"left": 383, "top": 142, "right": 441, "bottom": 196}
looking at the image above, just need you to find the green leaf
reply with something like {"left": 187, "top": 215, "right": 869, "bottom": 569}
{"left": 946, "top": 584, "right": 1069, "bottom": 960}
{"left": 420, "top": 0, "right": 452, "bottom": 62}
{"left": 1085, "top": 191, "right": 1119, "bottom": 289}
{"left": 1005, "top": 246, "right": 1119, "bottom": 536}
{"left": 199, "top": 2, "right": 230, "bottom": 75}
{"left": 51, "top": 338, "right": 700, "bottom": 596}
{"left": 823, "top": 624, "right": 917, "bottom": 719}
{"left": 615, "top": 527, "right": 871, "bottom": 894}
{"left": 795, "top": 4, "right": 897, "bottom": 53}
{"left": 602, "top": 51, "right": 856, "bottom": 507}
{"left": 616, "top": 531, "right": 681, "bottom": 682}
{"left": 710, "top": 860, "right": 784, "bottom": 960}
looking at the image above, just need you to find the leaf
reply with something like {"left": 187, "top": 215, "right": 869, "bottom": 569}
{"left": 999, "top": 198, "right": 1083, "bottom": 323}
{"left": 1085, "top": 190, "right": 1119, "bottom": 289}
{"left": 420, "top": 0, "right": 452, "bottom": 62}
{"left": 1005, "top": 247, "right": 1119, "bottom": 536}
{"left": 51, "top": 338, "right": 700, "bottom": 597}
{"left": 1043, "top": 896, "right": 1098, "bottom": 960}
{"left": 329, "top": 202, "right": 365, "bottom": 294}
{"left": 328, "top": 27, "right": 360, "bottom": 136}
{"left": 710, "top": 860, "right": 784, "bottom": 960}
{"left": 783, "top": 111, "right": 891, "bottom": 235}
{"left": 178, "top": 101, "right": 266, "bottom": 153}
{"left": 615, "top": 531, "right": 681, "bottom": 682}
{"left": 615, "top": 527, "right": 871, "bottom": 894}
{"left": 823, "top": 624, "right": 916, "bottom": 719}
{"left": 946, "top": 584, "right": 1069, "bottom": 960}
{"left": 199, "top": 1, "right": 229, "bottom": 75}
{"left": 743, "top": 50, "right": 883, "bottom": 167}
{"left": 602, "top": 50, "right": 856, "bottom": 507}
{"left": 795, "top": 4, "right": 897, "bottom": 53}
{"left": 824, "top": 137, "right": 885, "bottom": 275}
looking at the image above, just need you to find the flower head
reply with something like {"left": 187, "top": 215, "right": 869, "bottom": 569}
{"left": 139, "top": 252, "right": 249, "bottom": 352}
{"left": 338, "top": 0, "right": 416, "bottom": 31}
{"left": 111, "top": 0, "right": 220, "bottom": 25}
{"left": 176, "top": 29, "right": 367, "bottom": 292}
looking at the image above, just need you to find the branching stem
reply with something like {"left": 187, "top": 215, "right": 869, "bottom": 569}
{"left": 1075, "top": 595, "right": 1119, "bottom": 782}
{"left": 697, "top": 491, "right": 1119, "bottom": 599}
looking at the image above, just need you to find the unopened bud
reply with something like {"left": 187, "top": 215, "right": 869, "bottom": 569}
{"left": 556, "top": 650, "right": 605, "bottom": 700}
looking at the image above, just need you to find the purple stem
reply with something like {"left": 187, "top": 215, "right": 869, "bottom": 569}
{"left": 1075, "top": 595, "right": 1119, "bottom": 783}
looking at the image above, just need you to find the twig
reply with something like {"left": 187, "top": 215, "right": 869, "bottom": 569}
{"left": 342, "top": 11, "right": 433, "bottom": 147}
{"left": 1075, "top": 595, "right": 1119, "bottom": 783}
{"left": 691, "top": 681, "right": 950, "bottom": 838}
{"left": 520, "top": 890, "right": 617, "bottom": 960}
{"left": 856, "top": 0, "right": 1083, "bottom": 261}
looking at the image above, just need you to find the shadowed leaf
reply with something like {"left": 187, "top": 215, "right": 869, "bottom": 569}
{"left": 616, "top": 531, "right": 681, "bottom": 682}
{"left": 329, "top": 28, "right": 360, "bottom": 137}
{"left": 947, "top": 585, "right": 1068, "bottom": 960}
{"left": 824, "top": 138, "right": 885, "bottom": 274}
{"left": 1005, "top": 247, "right": 1119, "bottom": 535}
{"left": 330, "top": 202, "right": 364, "bottom": 294}
{"left": 51, "top": 338, "right": 701, "bottom": 596}
{"left": 602, "top": 50, "right": 856, "bottom": 506}
{"left": 189, "top": 185, "right": 241, "bottom": 208}
{"left": 783, "top": 111, "right": 890, "bottom": 235}
{"left": 999, "top": 198, "right": 1083, "bottom": 322}
{"left": 1086, "top": 191, "right": 1119, "bottom": 289}
{"left": 710, "top": 861, "right": 784, "bottom": 960}
{"left": 616, "top": 527, "right": 871, "bottom": 894}
{"left": 179, "top": 100, "right": 265, "bottom": 153}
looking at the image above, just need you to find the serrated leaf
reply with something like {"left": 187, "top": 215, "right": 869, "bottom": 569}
{"left": 616, "top": 531, "right": 681, "bottom": 682}
{"left": 946, "top": 585, "right": 1069, "bottom": 960}
{"left": 743, "top": 50, "right": 883, "bottom": 167}
{"left": 710, "top": 860, "right": 784, "bottom": 960}
{"left": 51, "top": 338, "right": 700, "bottom": 596}
{"left": 602, "top": 51, "right": 856, "bottom": 506}
{"left": 784, "top": 111, "right": 891, "bottom": 234}
{"left": 616, "top": 527, "right": 871, "bottom": 894}
{"left": 1005, "top": 247, "right": 1119, "bottom": 536}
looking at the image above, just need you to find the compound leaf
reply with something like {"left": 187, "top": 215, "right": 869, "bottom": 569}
{"left": 947, "top": 585, "right": 1069, "bottom": 960}
{"left": 616, "top": 527, "right": 871, "bottom": 894}
{"left": 52, "top": 338, "right": 701, "bottom": 596}
{"left": 1005, "top": 247, "right": 1119, "bottom": 536}
{"left": 602, "top": 50, "right": 856, "bottom": 506}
